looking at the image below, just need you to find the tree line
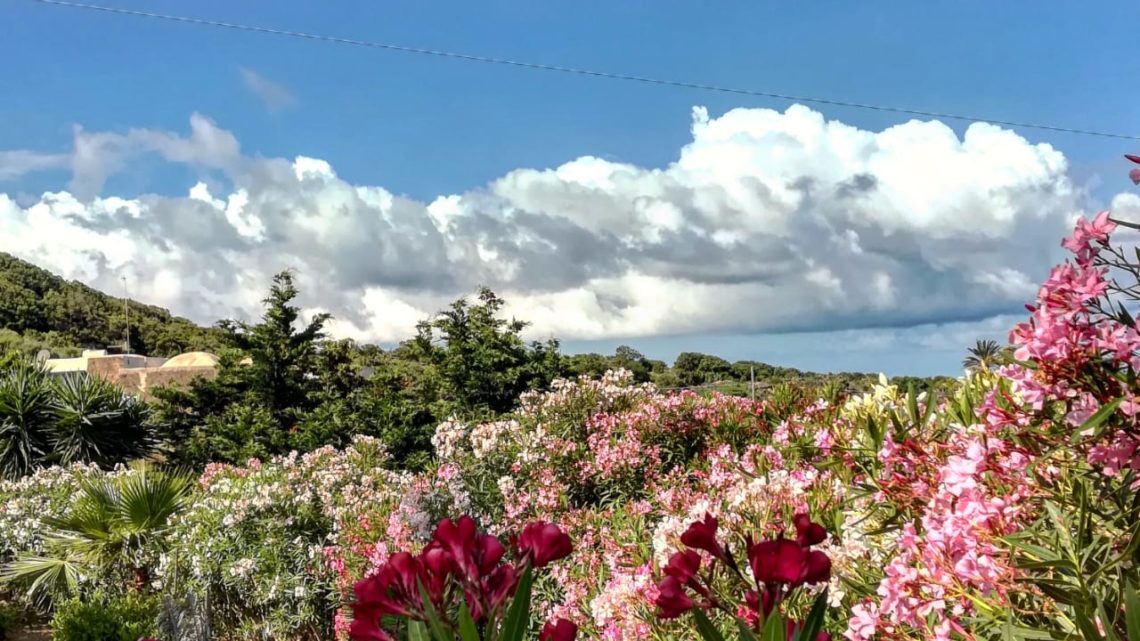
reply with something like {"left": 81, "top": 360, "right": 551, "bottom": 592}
{"left": 0, "top": 254, "right": 953, "bottom": 476}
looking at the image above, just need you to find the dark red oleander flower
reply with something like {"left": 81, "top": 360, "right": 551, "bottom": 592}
{"left": 663, "top": 549, "right": 701, "bottom": 585}
{"left": 539, "top": 618, "right": 579, "bottom": 641}
{"left": 483, "top": 563, "right": 521, "bottom": 610}
{"left": 347, "top": 516, "right": 574, "bottom": 641}
{"left": 516, "top": 521, "right": 573, "bottom": 568}
{"left": 433, "top": 516, "right": 479, "bottom": 579}
{"left": 655, "top": 576, "right": 696, "bottom": 619}
{"left": 679, "top": 512, "right": 727, "bottom": 561}
{"left": 793, "top": 513, "right": 827, "bottom": 547}
{"left": 748, "top": 538, "right": 831, "bottom": 588}
{"left": 652, "top": 512, "right": 834, "bottom": 631}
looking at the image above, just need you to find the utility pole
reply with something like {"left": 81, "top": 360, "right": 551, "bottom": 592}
{"left": 750, "top": 365, "right": 756, "bottom": 401}
{"left": 122, "top": 276, "right": 130, "bottom": 354}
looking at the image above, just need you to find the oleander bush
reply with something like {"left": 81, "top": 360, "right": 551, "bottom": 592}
{"left": 2, "top": 209, "right": 1140, "bottom": 641}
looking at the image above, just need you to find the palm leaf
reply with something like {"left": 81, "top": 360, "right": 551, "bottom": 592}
{"left": 0, "top": 554, "right": 83, "bottom": 605}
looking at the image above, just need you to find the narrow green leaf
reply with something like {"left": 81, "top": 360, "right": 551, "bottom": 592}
{"left": 457, "top": 602, "right": 481, "bottom": 641}
{"left": 1097, "top": 605, "right": 1121, "bottom": 641}
{"left": 1034, "top": 582, "right": 1077, "bottom": 606}
{"left": 1073, "top": 608, "right": 1103, "bottom": 641}
{"left": 761, "top": 610, "right": 785, "bottom": 641}
{"left": 1124, "top": 583, "right": 1140, "bottom": 641}
{"left": 499, "top": 565, "right": 534, "bottom": 641}
{"left": 1117, "top": 303, "right": 1135, "bottom": 328}
{"left": 735, "top": 617, "right": 760, "bottom": 641}
{"left": 418, "top": 580, "right": 453, "bottom": 641}
{"left": 906, "top": 382, "right": 919, "bottom": 425}
{"left": 794, "top": 590, "right": 829, "bottom": 641}
{"left": 690, "top": 607, "right": 726, "bottom": 641}
{"left": 865, "top": 416, "right": 882, "bottom": 452}
{"left": 1016, "top": 559, "right": 1078, "bottom": 572}
{"left": 1071, "top": 398, "right": 1123, "bottom": 444}
{"left": 409, "top": 620, "right": 431, "bottom": 641}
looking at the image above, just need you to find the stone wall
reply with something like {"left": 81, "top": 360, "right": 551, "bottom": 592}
{"left": 138, "top": 366, "right": 217, "bottom": 397}
{"left": 79, "top": 355, "right": 216, "bottom": 399}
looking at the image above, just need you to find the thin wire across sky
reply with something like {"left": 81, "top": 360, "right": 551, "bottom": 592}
{"left": 21, "top": 0, "right": 1140, "bottom": 142}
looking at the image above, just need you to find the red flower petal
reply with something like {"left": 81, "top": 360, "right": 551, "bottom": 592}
{"left": 517, "top": 521, "right": 573, "bottom": 568}
{"left": 540, "top": 618, "right": 579, "bottom": 641}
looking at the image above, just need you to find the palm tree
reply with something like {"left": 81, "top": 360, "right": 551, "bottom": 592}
{"left": 1, "top": 467, "right": 192, "bottom": 603}
{"left": 47, "top": 371, "right": 152, "bottom": 467}
{"left": 0, "top": 360, "right": 53, "bottom": 479}
{"left": 962, "top": 339, "right": 1003, "bottom": 372}
{"left": 0, "top": 359, "right": 153, "bottom": 480}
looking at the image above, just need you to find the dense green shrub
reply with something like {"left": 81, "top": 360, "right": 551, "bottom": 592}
{"left": 0, "top": 601, "right": 20, "bottom": 640}
{"left": 0, "top": 361, "right": 153, "bottom": 480}
{"left": 50, "top": 593, "right": 157, "bottom": 641}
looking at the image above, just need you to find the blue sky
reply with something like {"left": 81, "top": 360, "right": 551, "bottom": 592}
{"left": 2, "top": 1, "right": 1139, "bottom": 376}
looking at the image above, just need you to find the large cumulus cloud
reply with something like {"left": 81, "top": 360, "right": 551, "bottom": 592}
{"left": 0, "top": 104, "right": 1108, "bottom": 343}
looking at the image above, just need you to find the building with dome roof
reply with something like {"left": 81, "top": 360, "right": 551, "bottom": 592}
{"left": 45, "top": 349, "right": 219, "bottom": 398}
{"left": 161, "top": 351, "right": 221, "bottom": 369}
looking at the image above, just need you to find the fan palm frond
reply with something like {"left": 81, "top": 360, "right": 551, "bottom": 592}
{"left": 963, "top": 339, "right": 1003, "bottom": 371}
{"left": 0, "top": 553, "right": 83, "bottom": 606}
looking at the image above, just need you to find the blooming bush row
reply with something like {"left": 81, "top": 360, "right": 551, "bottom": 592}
{"left": 3, "top": 205, "right": 1140, "bottom": 640}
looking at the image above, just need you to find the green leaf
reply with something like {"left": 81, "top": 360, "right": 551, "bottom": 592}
{"left": 1124, "top": 583, "right": 1140, "bottom": 641}
{"left": 1097, "top": 605, "right": 1121, "bottom": 641}
{"left": 760, "top": 610, "right": 785, "bottom": 641}
{"left": 735, "top": 617, "right": 760, "bottom": 641}
{"left": 1073, "top": 608, "right": 1104, "bottom": 641}
{"left": 409, "top": 620, "right": 432, "bottom": 641}
{"left": 794, "top": 590, "right": 829, "bottom": 641}
{"left": 499, "top": 565, "right": 534, "bottom": 641}
{"left": 865, "top": 416, "right": 882, "bottom": 452}
{"left": 906, "top": 382, "right": 920, "bottom": 425}
{"left": 690, "top": 608, "right": 726, "bottom": 641}
{"left": 457, "top": 601, "right": 481, "bottom": 641}
{"left": 418, "top": 580, "right": 453, "bottom": 641}
{"left": 1071, "top": 398, "right": 1123, "bottom": 444}
{"left": 1031, "top": 581, "right": 1077, "bottom": 606}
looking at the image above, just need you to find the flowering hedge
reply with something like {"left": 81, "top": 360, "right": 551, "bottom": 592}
{"left": 3, "top": 206, "right": 1140, "bottom": 640}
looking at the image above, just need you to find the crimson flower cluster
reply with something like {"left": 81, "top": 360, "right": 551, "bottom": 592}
{"left": 350, "top": 516, "right": 575, "bottom": 641}
{"left": 1128, "top": 154, "right": 1140, "bottom": 185}
{"left": 656, "top": 513, "right": 832, "bottom": 640}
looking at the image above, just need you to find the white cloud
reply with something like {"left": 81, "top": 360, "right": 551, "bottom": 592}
{"left": 69, "top": 113, "right": 242, "bottom": 199}
{"left": 238, "top": 67, "right": 295, "bottom": 113}
{"left": 0, "top": 105, "right": 1124, "bottom": 345}
{"left": 0, "top": 150, "right": 69, "bottom": 180}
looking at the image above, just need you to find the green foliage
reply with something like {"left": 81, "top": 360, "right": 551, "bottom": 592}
{"left": 673, "top": 352, "right": 735, "bottom": 387}
{"left": 412, "top": 288, "right": 563, "bottom": 415}
{"left": 0, "top": 600, "right": 19, "bottom": 640}
{"left": 50, "top": 593, "right": 158, "bottom": 641}
{"left": 1, "top": 468, "right": 191, "bottom": 603}
{"left": 0, "top": 360, "right": 153, "bottom": 480}
{"left": 153, "top": 271, "right": 330, "bottom": 466}
{"left": 0, "top": 252, "right": 223, "bottom": 358}
{"left": 565, "top": 346, "right": 653, "bottom": 383}
{"left": 962, "top": 338, "right": 1008, "bottom": 371}
{"left": 1000, "top": 472, "right": 1140, "bottom": 640}
{"left": 218, "top": 271, "right": 329, "bottom": 432}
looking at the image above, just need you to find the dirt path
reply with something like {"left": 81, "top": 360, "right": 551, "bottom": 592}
{"left": 7, "top": 625, "right": 50, "bottom": 641}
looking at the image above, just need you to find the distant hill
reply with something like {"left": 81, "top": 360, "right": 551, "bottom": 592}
{"left": 0, "top": 252, "right": 225, "bottom": 358}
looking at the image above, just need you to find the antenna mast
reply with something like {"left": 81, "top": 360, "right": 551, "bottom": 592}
{"left": 122, "top": 276, "right": 130, "bottom": 354}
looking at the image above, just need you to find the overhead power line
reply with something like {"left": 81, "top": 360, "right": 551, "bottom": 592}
{"left": 25, "top": 0, "right": 1140, "bottom": 142}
